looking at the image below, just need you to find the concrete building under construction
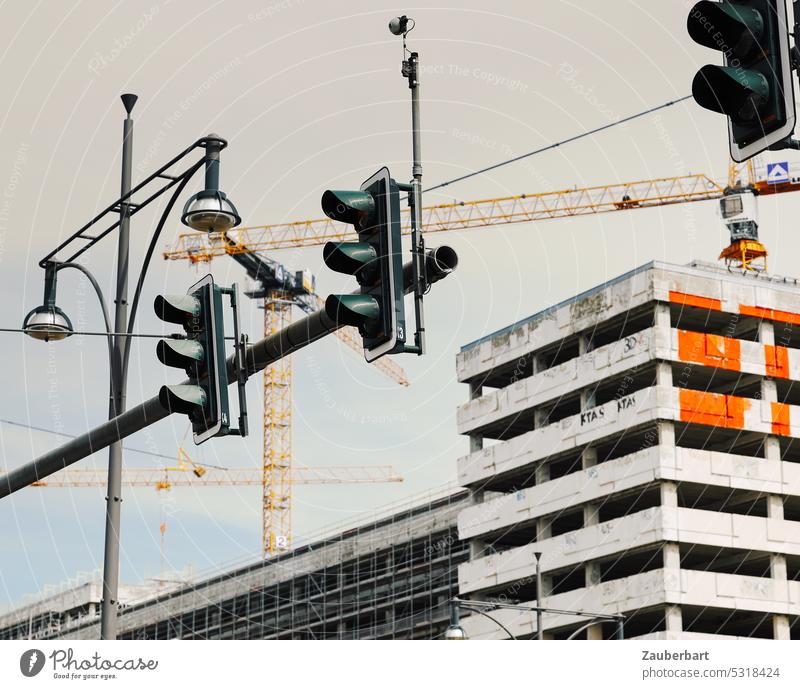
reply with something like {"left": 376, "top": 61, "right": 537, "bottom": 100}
{"left": 0, "top": 489, "right": 468, "bottom": 640}
{"left": 455, "top": 260, "right": 800, "bottom": 640}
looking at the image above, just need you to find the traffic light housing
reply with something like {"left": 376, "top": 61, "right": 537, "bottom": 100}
{"left": 321, "top": 167, "right": 406, "bottom": 362}
{"left": 154, "top": 274, "right": 230, "bottom": 444}
{"left": 687, "top": 0, "right": 796, "bottom": 161}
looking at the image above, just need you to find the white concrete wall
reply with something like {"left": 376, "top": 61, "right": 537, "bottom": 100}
{"left": 458, "top": 261, "right": 800, "bottom": 386}
{"left": 457, "top": 385, "right": 665, "bottom": 487}
{"left": 458, "top": 446, "right": 800, "bottom": 542}
{"left": 460, "top": 568, "right": 800, "bottom": 639}
{"left": 457, "top": 327, "right": 658, "bottom": 436}
{"left": 459, "top": 506, "right": 800, "bottom": 596}
{"left": 456, "top": 266, "right": 654, "bottom": 383}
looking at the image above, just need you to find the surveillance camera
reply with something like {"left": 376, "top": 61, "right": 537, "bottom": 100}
{"left": 389, "top": 15, "right": 408, "bottom": 35}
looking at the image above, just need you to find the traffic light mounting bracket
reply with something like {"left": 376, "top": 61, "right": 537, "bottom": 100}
{"left": 219, "top": 283, "right": 249, "bottom": 438}
{"left": 397, "top": 179, "right": 425, "bottom": 356}
{"left": 770, "top": 1, "right": 800, "bottom": 150}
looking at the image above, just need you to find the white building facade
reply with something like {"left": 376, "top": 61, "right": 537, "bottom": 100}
{"left": 456, "top": 261, "right": 800, "bottom": 640}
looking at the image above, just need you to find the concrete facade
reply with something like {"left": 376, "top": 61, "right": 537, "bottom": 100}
{"left": 455, "top": 260, "right": 800, "bottom": 640}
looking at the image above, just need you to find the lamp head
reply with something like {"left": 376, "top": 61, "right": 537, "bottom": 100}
{"left": 181, "top": 190, "right": 241, "bottom": 232}
{"left": 22, "top": 304, "right": 73, "bottom": 341}
{"left": 22, "top": 262, "right": 74, "bottom": 341}
{"left": 182, "top": 134, "right": 241, "bottom": 232}
{"left": 444, "top": 624, "right": 468, "bottom": 640}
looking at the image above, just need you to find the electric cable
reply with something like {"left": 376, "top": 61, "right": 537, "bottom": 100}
{"left": 424, "top": 95, "right": 693, "bottom": 194}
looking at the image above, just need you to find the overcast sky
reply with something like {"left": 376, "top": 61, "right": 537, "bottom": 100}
{"left": 3, "top": 0, "right": 800, "bottom": 607}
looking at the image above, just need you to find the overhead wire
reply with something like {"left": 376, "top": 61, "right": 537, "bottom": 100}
{"left": 423, "top": 95, "right": 693, "bottom": 194}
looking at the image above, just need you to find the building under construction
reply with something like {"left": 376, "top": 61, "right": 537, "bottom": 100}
{"left": 456, "top": 259, "right": 800, "bottom": 639}
{"left": 0, "top": 489, "right": 468, "bottom": 640}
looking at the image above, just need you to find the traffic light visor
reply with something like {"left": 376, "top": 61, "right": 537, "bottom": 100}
{"left": 692, "top": 65, "right": 768, "bottom": 119}
{"left": 321, "top": 190, "right": 376, "bottom": 226}
{"left": 688, "top": 1, "right": 764, "bottom": 58}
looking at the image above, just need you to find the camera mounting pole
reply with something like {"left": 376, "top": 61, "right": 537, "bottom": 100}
{"left": 390, "top": 14, "right": 427, "bottom": 355}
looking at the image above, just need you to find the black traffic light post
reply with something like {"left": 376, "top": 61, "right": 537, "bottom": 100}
{"left": 688, "top": 0, "right": 799, "bottom": 160}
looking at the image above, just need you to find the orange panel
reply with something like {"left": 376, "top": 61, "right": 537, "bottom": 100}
{"left": 679, "top": 389, "right": 727, "bottom": 427}
{"left": 669, "top": 291, "right": 722, "bottom": 311}
{"left": 677, "top": 330, "right": 741, "bottom": 372}
{"left": 677, "top": 330, "right": 706, "bottom": 362}
{"left": 771, "top": 402, "right": 791, "bottom": 436}
{"left": 724, "top": 395, "right": 748, "bottom": 429}
{"left": 765, "top": 344, "right": 790, "bottom": 379}
{"left": 706, "top": 333, "right": 725, "bottom": 358}
{"left": 740, "top": 304, "right": 800, "bottom": 326}
{"left": 679, "top": 388, "right": 749, "bottom": 430}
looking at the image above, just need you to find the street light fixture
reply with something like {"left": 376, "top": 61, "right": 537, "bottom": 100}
{"left": 444, "top": 603, "right": 468, "bottom": 640}
{"left": 27, "top": 96, "right": 239, "bottom": 641}
{"left": 181, "top": 134, "right": 241, "bottom": 232}
{"left": 22, "top": 262, "right": 73, "bottom": 341}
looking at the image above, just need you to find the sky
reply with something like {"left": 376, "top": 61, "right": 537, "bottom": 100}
{"left": 3, "top": 0, "right": 800, "bottom": 607}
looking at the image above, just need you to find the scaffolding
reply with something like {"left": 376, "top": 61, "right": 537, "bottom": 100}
{"left": 4, "top": 488, "right": 470, "bottom": 641}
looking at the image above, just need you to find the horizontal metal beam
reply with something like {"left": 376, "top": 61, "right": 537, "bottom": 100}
{"left": 1, "top": 248, "right": 457, "bottom": 499}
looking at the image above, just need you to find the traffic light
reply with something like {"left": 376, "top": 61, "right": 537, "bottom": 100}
{"left": 321, "top": 167, "right": 406, "bottom": 362}
{"left": 154, "top": 274, "right": 230, "bottom": 444}
{"left": 687, "top": 0, "right": 796, "bottom": 161}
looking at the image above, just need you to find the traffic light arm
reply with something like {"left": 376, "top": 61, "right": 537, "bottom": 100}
{"left": 0, "top": 246, "right": 457, "bottom": 499}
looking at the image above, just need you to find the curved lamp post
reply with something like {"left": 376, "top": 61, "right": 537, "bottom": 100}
{"left": 22, "top": 95, "right": 240, "bottom": 640}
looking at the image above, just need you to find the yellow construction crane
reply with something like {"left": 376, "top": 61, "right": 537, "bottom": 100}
{"left": 163, "top": 158, "right": 800, "bottom": 555}
{"left": 164, "top": 160, "right": 800, "bottom": 269}
{"left": 27, "top": 451, "right": 403, "bottom": 490}
{"left": 24, "top": 450, "right": 401, "bottom": 573}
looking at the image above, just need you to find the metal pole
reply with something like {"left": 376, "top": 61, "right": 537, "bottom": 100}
{"left": 0, "top": 248, "right": 458, "bottom": 499}
{"left": 407, "top": 50, "right": 427, "bottom": 354}
{"left": 100, "top": 93, "right": 137, "bottom": 640}
{"left": 535, "top": 552, "right": 543, "bottom": 640}
{"left": 616, "top": 616, "right": 625, "bottom": 640}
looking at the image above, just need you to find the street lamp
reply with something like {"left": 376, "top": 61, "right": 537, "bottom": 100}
{"left": 181, "top": 135, "right": 241, "bottom": 232}
{"left": 22, "top": 262, "right": 73, "bottom": 341}
{"left": 26, "top": 95, "right": 240, "bottom": 640}
{"left": 444, "top": 603, "right": 468, "bottom": 640}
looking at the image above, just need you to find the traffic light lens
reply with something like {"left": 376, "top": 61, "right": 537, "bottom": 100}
{"left": 153, "top": 294, "right": 201, "bottom": 326}
{"left": 692, "top": 65, "right": 768, "bottom": 121}
{"left": 687, "top": 1, "right": 764, "bottom": 59}
{"left": 324, "top": 294, "right": 380, "bottom": 328}
{"left": 158, "top": 384, "right": 207, "bottom": 415}
{"left": 321, "top": 190, "right": 376, "bottom": 227}
{"left": 156, "top": 339, "right": 204, "bottom": 370}
{"left": 323, "top": 241, "right": 377, "bottom": 277}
